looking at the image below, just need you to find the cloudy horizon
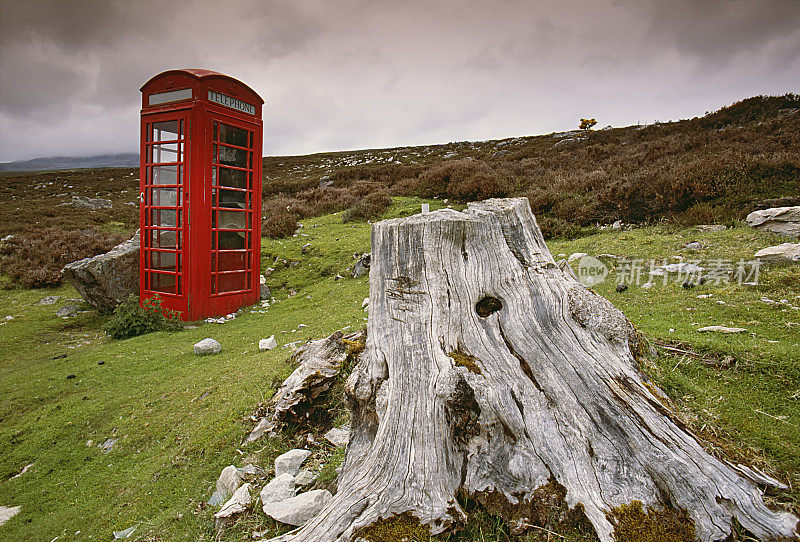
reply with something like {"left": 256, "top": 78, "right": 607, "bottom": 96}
{"left": 1, "top": 0, "right": 798, "bottom": 162}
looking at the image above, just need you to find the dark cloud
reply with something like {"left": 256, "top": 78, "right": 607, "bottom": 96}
{"left": 638, "top": 0, "right": 800, "bottom": 64}
{"left": 1, "top": 0, "right": 798, "bottom": 161}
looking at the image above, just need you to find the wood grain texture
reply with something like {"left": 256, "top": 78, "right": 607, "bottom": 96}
{"left": 265, "top": 198, "right": 799, "bottom": 542}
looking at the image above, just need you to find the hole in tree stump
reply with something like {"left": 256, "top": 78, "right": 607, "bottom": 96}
{"left": 476, "top": 296, "right": 503, "bottom": 317}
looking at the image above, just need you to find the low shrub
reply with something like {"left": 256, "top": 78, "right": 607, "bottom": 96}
{"left": 414, "top": 158, "right": 513, "bottom": 201}
{"left": 0, "top": 228, "right": 127, "bottom": 288}
{"left": 535, "top": 215, "right": 584, "bottom": 240}
{"left": 262, "top": 213, "right": 298, "bottom": 239}
{"left": 103, "top": 295, "right": 182, "bottom": 339}
{"left": 342, "top": 192, "right": 392, "bottom": 222}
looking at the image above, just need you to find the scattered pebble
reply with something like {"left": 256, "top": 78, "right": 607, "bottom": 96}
{"left": 697, "top": 326, "right": 747, "bottom": 333}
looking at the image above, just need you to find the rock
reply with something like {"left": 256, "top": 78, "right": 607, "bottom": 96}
{"left": 552, "top": 137, "right": 584, "bottom": 149}
{"left": 567, "top": 252, "right": 588, "bottom": 264}
{"left": 214, "top": 483, "right": 252, "bottom": 524}
{"left": 64, "top": 195, "right": 113, "bottom": 210}
{"left": 746, "top": 206, "right": 800, "bottom": 237}
{"left": 755, "top": 196, "right": 800, "bottom": 210}
{"left": 261, "top": 489, "right": 332, "bottom": 526}
{"left": 612, "top": 220, "right": 622, "bottom": 230}
{"left": 237, "top": 464, "right": 264, "bottom": 481}
{"left": 0, "top": 505, "right": 21, "bottom": 527}
{"left": 685, "top": 241, "right": 702, "bottom": 250}
{"left": 324, "top": 426, "right": 350, "bottom": 447}
{"left": 698, "top": 326, "right": 747, "bottom": 333}
{"left": 62, "top": 231, "right": 139, "bottom": 312}
{"left": 260, "top": 473, "right": 296, "bottom": 504}
{"left": 56, "top": 305, "right": 80, "bottom": 317}
{"left": 100, "top": 438, "right": 117, "bottom": 452}
{"left": 615, "top": 283, "right": 628, "bottom": 293}
{"left": 194, "top": 338, "right": 221, "bottom": 355}
{"left": 294, "top": 470, "right": 318, "bottom": 487}
{"left": 36, "top": 295, "right": 60, "bottom": 305}
{"left": 301, "top": 243, "right": 313, "bottom": 254}
{"left": 696, "top": 224, "right": 726, "bottom": 232}
{"left": 351, "top": 253, "right": 371, "bottom": 278}
{"left": 11, "top": 463, "right": 33, "bottom": 479}
{"left": 113, "top": 525, "right": 137, "bottom": 539}
{"left": 754, "top": 243, "right": 800, "bottom": 264}
{"left": 208, "top": 465, "right": 242, "bottom": 506}
{"left": 275, "top": 449, "right": 312, "bottom": 478}
{"left": 259, "top": 336, "right": 278, "bottom": 350}
{"left": 260, "top": 283, "right": 271, "bottom": 301}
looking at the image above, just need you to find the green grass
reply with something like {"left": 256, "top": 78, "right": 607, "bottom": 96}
{"left": 0, "top": 200, "right": 798, "bottom": 541}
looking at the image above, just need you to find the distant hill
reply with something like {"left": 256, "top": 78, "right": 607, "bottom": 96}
{"left": 0, "top": 153, "right": 139, "bottom": 172}
{"left": 1, "top": 94, "right": 798, "bottom": 239}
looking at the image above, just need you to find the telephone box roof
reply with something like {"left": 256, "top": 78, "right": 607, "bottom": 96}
{"left": 140, "top": 69, "right": 264, "bottom": 104}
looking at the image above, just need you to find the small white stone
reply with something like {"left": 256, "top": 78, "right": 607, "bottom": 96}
{"left": 0, "top": 505, "right": 21, "bottom": 527}
{"left": 324, "top": 426, "right": 350, "bottom": 447}
{"left": 194, "top": 338, "right": 222, "bottom": 355}
{"left": 697, "top": 325, "right": 747, "bottom": 333}
{"left": 298, "top": 324, "right": 307, "bottom": 329}
{"left": 259, "top": 336, "right": 278, "bottom": 350}
{"left": 275, "top": 449, "right": 312, "bottom": 478}
{"left": 260, "top": 473, "right": 296, "bottom": 504}
{"left": 215, "top": 483, "right": 252, "bottom": 520}
{"left": 262, "top": 489, "right": 332, "bottom": 526}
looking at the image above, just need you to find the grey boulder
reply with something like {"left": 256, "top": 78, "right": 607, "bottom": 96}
{"left": 746, "top": 206, "right": 800, "bottom": 237}
{"left": 259, "top": 473, "right": 296, "bottom": 504}
{"left": 754, "top": 243, "right": 800, "bottom": 264}
{"left": 62, "top": 231, "right": 139, "bottom": 312}
{"left": 274, "top": 449, "right": 312, "bottom": 478}
{"left": 261, "top": 489, "right": 332, "bottom": 526}
{"left": 208, "top": 465, "right": 242, "bottom": 506}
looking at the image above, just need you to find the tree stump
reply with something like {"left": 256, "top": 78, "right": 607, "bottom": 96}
{"left": 267, "top": 198, "right": 798, "bottom": 542}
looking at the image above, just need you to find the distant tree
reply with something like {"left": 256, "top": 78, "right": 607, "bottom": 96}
{"left": 579, "top": 117, "right": 598, "bottom": 130}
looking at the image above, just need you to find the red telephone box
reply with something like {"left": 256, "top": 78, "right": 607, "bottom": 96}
{"left": 139, "top": 69, "right": 264, "bottom": 321}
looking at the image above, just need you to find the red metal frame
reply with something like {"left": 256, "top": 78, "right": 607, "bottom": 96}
{"left": 140, "top": 70, "right": 263, "bottom": 321}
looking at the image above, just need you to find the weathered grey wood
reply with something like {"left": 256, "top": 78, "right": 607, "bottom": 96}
{"left": 265, "top": 198, "right": 799, "bottom": 542}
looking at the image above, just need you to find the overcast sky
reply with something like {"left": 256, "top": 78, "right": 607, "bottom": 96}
{"left": 1, "top": 0, "right": 798, "bottom": 162}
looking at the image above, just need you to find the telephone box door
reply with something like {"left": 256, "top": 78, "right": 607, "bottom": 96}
{"left": 140, "top": 113, "right": 189, "bottom": 314}
{"left": 204, "top": 114, "right": 260, "bottom": 315}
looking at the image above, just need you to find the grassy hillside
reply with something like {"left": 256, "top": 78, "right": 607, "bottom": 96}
{"left": 0, "top": 95, "right": 799, "bottom": 540}
{"left": 1, "top": 198, "right": 798, "bottom": 541}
